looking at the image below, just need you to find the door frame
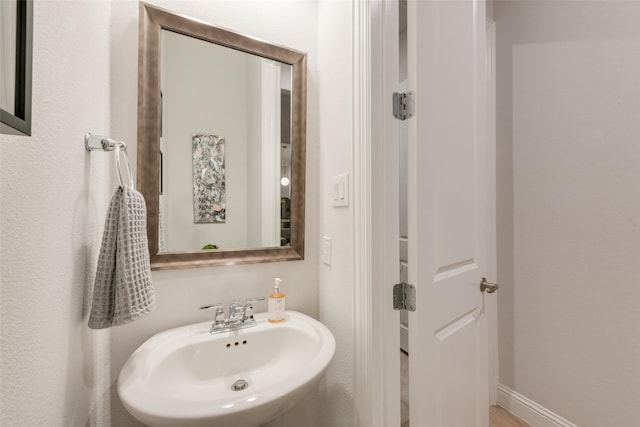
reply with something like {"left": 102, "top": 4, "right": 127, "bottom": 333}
{"left": 486, "top": 18, "right": 498, "bottom": 405}
{"left": 353, "top": 0, "right": 401, "bottom": 426}
{"left": 353, "top": 2, "right": 499, "bottom": 425}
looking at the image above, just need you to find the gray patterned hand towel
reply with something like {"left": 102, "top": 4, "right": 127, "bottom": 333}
{"left": 88, "top": 186, "right": 155, "bottom": 329}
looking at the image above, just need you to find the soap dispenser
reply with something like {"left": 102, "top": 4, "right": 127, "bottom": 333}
{"left": 268, "top": 278, "right": 286, "bottom": 323}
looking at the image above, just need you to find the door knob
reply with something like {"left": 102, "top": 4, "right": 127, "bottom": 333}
{"left": 480, "top": 277, "right": 499, "bottom": 294}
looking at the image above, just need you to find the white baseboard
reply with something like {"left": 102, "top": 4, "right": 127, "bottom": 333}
{"left": 497, "top": 384, "right": 578, "bottom": 427}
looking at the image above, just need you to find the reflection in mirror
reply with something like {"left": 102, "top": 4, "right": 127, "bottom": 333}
{"left": 159, "top": 30, "right": 293, "bottom": 253}
{"left": 0, "top": 0, "right": 17, "bottom": 115}
{"left": 138, "top": 3, "right": 306, "bottom": 270}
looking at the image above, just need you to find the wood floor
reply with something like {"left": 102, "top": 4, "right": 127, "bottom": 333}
{"left": 400, "top": 406, "right": 529, "bottom": 427}
{"left": 402, "top": 406, "right": 531, "bottom": 427}
{"left": 490, "top": 405, "right": 531, "bottom": 427}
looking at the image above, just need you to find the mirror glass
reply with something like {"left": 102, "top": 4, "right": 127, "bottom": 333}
{"left": 0, "top": 0, "right": 17, "bottom": 115}
{"left": 159, "top": 30, "right": 293, "bottom": 252}
{"left": 138, "top": 3, "right": 306, "bottom": 270}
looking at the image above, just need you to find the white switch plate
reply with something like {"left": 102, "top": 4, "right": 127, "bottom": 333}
{"left": 322, "top": 236, "right": 332, "bottom": 266}
{"left": 332, "top": 173, "right": 349, "bottom": 207}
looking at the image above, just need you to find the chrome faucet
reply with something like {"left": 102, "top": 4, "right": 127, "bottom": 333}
{"left": 199, "top": 297, "right": 265, "bottom": 334}
{"left": 227, "top": 300, "right": 245, "bottom": 324}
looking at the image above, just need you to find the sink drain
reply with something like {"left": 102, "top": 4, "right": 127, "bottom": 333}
{"left": 231, "top": 379, "right": 249, "bottom": 391}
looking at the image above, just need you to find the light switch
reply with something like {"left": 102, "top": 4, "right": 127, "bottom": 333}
{"left": 322, "top": 236, "right": 332, "bottom": 266}
{"left": 332, "top": 173, "right": 349, "bottom": 207}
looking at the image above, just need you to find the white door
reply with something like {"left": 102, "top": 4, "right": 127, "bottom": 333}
{"left": 407, "top": 0, "right": 491, "bottom": 426}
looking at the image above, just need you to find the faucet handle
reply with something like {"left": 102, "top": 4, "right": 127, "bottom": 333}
{"left": 245, "top": 296, "right": 266, "bottom": 305}
{"left": 244, "top": 296, "right": 266, "bottom": 319}
{"left": 200, "top": 303, "right": 225, "bottom": 325}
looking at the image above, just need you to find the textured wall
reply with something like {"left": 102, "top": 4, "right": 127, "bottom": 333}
{"left": 0, "top": 0, "right": 337, "bottom": 426}
{"left": 496, "top": 1, "right": 640, "bottom": 425}
{"left": 0, "top": 1, "right": 113, "bottom": 426}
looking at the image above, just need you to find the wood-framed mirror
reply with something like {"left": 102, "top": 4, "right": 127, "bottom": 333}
{"left": 138, "top": 2, "right": 306, "bottom": 270}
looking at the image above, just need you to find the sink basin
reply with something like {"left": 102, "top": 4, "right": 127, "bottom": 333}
{"left": 117, "top": 311, "right": 335, "bottom": 427}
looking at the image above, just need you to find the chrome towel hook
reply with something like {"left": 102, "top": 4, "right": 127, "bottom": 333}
{"left": 85, "top": 132, "right": 134, "bottom": 189}
{"left": 85, "top": 132, "right": 125, "bottom": 152}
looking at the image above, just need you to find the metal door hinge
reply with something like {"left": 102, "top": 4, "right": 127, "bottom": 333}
{"left": 393, "top": 282, "right": 416, "bottom": 311}
{"left": 392, "top": 92, "right": 414, "bottom": 120}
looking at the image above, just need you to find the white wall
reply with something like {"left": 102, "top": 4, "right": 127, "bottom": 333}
{"left": 110, "top": 1, "right": 321, "bottom": 426}
{"left": 1, "top": 1, "right": 336, "bottom": 426}
{"left": 317, "top": 1, "right": 354, "bottom": 426}
{"left": 0, "top": 1, "right": 113, "bottom": 425}
{"left": 496, "top": 1, "right": 640, "bottom": 425}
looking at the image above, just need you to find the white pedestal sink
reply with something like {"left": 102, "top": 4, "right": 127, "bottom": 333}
{"left": 117, "top": 311, "right": 335, "bottom": 427}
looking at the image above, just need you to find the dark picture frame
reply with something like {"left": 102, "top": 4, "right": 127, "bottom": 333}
{"left": 0, "top": 0, "right": 33, "bottom": 136}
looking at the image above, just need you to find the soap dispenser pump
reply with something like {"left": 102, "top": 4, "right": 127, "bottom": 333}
{"left": 268, "top": 278, "right": 286, "bottom": 323}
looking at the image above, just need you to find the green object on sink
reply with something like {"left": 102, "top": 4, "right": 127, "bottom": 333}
{"left": 202, "top": 244, "right": 218, "bottom": 250}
